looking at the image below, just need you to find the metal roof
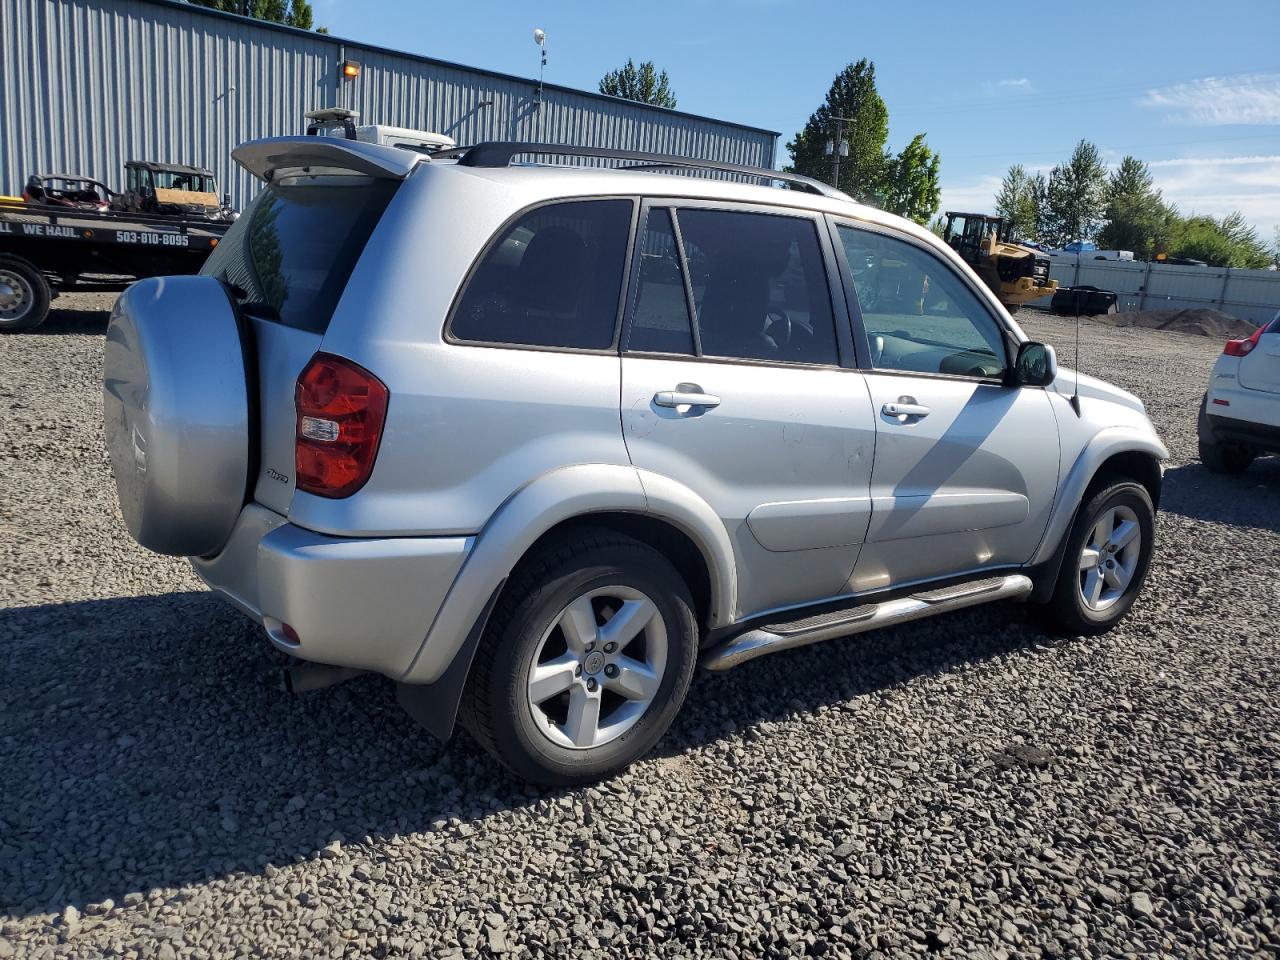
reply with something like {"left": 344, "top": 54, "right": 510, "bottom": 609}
{"left": 125, "top": 160, "right": 216, "bottom": 176}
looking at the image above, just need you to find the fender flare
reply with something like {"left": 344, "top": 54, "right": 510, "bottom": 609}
{"left": 1030, "top": 426, "right": 1168, "bottom": 574}
{"left": 398, "top": 463, "right": 736, "bottom": 686}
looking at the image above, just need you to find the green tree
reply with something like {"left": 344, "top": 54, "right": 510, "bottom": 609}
{"left": 598, "top": 60, "right": 677, "bottom": 108}
{"left": 287, "top": 0, "right": 313, "bottom": 29}
{"left": 786, "top": 59, "right": 892, "bottom": 205}
{"left": 994, "top": 164, "right": 1040, "bottom": 241}
{"left": 1097, "top": 156, "right": 1174, "bottom": 257}
{"left": 1169, "top": 212, "right": 1271, "bottom": 269}
{"left": 881, "top": 133, "right": 940, "bottom": 224}
{"left": 1272, "top": 225, "right": 1280, "bottom": 269}
{"left": 1045, "top": 139, "right": 1108, "bottom": 246}
{"left": 190, "top": 0, "right": 318, "bottom": 31}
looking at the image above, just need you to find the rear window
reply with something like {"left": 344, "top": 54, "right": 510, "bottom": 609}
{"left": 201, "top": 178, "right": 397, "bottom": 334}
{"left": 449, "top": 199, "right": 632, "bottom": 350}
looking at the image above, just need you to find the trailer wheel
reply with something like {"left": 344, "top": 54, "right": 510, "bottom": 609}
{"left": 0, "top": 256, "right": 51, "bottom": 333}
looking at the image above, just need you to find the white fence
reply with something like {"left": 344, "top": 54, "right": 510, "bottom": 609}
{"left": 1032, "top": 257, "right": 1280, "bottom": 325}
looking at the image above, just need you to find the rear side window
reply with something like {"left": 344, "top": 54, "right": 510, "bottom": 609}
{"left": 667, "top": 208, "right": 839, "bottom": 365}
{"left": 202, "top": 178, "right": 397, "bottom": 334}
{"left": 451, "top": 200, "right": 632, "bottom": 350}
{"left": 630, "top": 208, "right": 695, "bottom": 356}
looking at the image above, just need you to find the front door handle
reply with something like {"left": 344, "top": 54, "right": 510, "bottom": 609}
{"left": 654, "top": 389, "right": 720, "bottom": 409}
{"left": 882, "top": 398, "right": 930, "bottom": 419}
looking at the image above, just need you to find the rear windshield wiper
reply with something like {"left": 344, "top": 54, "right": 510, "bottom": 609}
{"left": 220, "top": 281, "right": 281, "bottom": 322}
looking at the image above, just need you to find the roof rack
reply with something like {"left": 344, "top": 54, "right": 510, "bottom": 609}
{"left": 430, "top": 142, "right": 850, "bottom": 200}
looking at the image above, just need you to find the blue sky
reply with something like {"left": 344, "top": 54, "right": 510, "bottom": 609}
{"left": 312, "top": 0, "right": 1280, "bottom": 237}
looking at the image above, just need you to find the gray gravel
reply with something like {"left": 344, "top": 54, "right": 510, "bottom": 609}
{"left": 2, "top": 298, "right": 1279, "bottom": 959}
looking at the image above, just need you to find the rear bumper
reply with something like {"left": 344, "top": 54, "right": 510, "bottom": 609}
{"left": 1203, "top": 410, "right": 1280, "bottom": 453}
{"left": 192, "top": 503, "right": 472, "bottom": 678}
{"left": 1203, "top": 379, "right": 1280, "bottom": 452}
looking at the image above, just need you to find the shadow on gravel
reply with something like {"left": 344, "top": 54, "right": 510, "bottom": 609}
{"left": 0, "top": 588, "right": 1040, "bottom": 918}
{"left": 1159, "top": 460, "right": 1280, "bottom": 531}
{"left": 27, "top": 304, "right": 112, "bottom": 335}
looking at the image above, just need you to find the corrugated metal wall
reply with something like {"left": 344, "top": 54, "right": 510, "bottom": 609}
{"left": 0, "top": 0, "right": 778, "bottom": 208}
{"left": 1032, "top": 257, "right": 1280, "bottom": 324}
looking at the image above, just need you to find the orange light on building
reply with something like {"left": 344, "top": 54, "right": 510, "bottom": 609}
{"left": 341, "top": 60, "right": 360, "bottom": 79}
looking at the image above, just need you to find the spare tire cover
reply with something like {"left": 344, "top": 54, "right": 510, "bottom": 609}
{"left": 103, "top": 276, "right": 250, "bottom": 557}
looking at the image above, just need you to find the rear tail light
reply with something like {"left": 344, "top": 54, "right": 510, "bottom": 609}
{"left": 294, "top": 353, "right": 389, "bottom": 498}
{"left": 1223, "top": 326, "right": 1264, "bottom": 357}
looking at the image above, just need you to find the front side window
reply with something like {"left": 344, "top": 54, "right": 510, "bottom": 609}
{"left": 637, "top": 208, "right": 838, "bottom": 366}
{"left": 452, "top": 199, "right": 632, "bottom": 349}
{"left": 837, "top": 224, "right": 1008, "bottom": 379}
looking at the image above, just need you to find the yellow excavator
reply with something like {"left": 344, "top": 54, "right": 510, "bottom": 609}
{"left": 942, "top": 212, "right": 1057, "bottom": 312}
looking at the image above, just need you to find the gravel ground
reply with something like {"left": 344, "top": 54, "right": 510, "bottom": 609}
{"left": 2, "top": 297, "right": 1278, "bottom": 959}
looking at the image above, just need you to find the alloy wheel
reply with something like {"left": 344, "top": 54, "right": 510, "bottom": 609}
{"left": 1078, "top": 504, "right": 1142, "bottom": 612}
{"left": 526, "top": 585, "right": 668, "bottom": 750}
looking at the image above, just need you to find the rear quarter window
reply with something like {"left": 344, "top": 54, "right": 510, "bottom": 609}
{"left": 449, "top": 199, "right": 633, "bottom": 350}
{"left": 201, "top": 178, "right": 397, "bottom": 334}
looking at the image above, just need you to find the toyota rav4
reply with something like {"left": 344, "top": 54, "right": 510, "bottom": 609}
{"left": 104, "top": 137, "right": 1167, "bottom": 784}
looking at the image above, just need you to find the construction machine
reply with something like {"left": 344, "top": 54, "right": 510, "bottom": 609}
{"left": 941, "top": 212, "right": 1057, "bottom": 312}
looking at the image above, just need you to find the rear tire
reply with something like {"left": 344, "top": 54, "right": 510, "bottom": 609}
{"left": 460, "top": 528, "right": 698, "bottom": 786}
{"left": 1199, "top": 439, "right": 1253, "bottom": 475}
{"left": 1197, "top": 394, "right": 1254, "bottom": 474}
{"left": 1039, "top": 481, "right": 1155, "bottom": 636}
{"left": 0, "top": 255, "right": 51, "bottom": 333}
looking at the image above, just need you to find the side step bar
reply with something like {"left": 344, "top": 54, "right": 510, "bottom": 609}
{"left": 702, "top": 574, "right": 1034, "bottom": 672}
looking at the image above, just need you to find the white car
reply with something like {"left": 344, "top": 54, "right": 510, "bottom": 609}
{"left": 1200, "top": 311, "right": 1280, "bottom": 473}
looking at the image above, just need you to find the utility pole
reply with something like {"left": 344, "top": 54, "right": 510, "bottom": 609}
{"left": 825, "top": 115, "right": 855, "bottom": 189}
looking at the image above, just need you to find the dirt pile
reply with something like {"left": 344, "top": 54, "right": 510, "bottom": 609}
{"left": 1095, "top": 308, "right": 1258, "bottom": 339}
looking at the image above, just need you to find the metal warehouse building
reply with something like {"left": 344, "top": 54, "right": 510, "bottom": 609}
{"left": 0, "top": 0, "right": 778, "bottom": 208}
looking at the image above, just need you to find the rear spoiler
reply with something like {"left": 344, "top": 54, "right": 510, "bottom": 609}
{"left": 232, "top": 136, "right": 423, "bottom": 183}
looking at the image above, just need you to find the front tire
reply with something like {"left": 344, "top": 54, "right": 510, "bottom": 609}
{"left": 1040, "top": 481, "right": 1155, "bottom": 636}
{"left": 460, "top": 529, "right": 698, "bottom": 786}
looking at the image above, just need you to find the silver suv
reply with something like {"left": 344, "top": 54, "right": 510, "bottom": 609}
{"left": 104, "top": 137, "right": 1167, "bottom": 784}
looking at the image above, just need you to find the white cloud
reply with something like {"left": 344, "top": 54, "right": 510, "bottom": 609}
{"left": 938, "top": 174, "right": 1003, "bottom": 215}
{"left": 1147, "top": 154, "right": 1280, "bottom": 231}
{"left": 1141, "top": 73, "right": 1280, "bottom": 125}
{"left": 981, "top": 77, "right": 1034, "bottom": 96}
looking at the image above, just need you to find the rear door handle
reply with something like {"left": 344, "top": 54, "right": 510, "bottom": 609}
{"left": 882, "top": 400, "right": 930, "bottom": 419}
{"left": 655, "top": 390, "right": 720, "bottom": 409}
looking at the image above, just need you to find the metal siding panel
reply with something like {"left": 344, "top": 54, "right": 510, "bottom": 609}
{"left": 1, "top": 0, "right": 777, "bottom": 210}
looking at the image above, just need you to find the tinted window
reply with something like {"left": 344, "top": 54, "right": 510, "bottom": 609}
{"left": 629, "top": 208, "right": 695, "bottom": 355}
{"left": 202, "top": 178, "right": 397, "bottom": 334}
{"left": 452, "top": 200, "right": 632, "bottom": 349}
{"left": 837, "top": 225, "right": 1008, "bottom": 378}
{"left": 676, "top": 209, "right": 838, "bottom": 365}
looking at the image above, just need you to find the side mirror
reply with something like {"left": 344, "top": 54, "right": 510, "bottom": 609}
{"left": 1013, "top": 341, "right": 1056, "bottom": 387}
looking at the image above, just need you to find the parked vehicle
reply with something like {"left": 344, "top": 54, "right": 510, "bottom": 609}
{"left": 111, "top": 160, "right": 235, "bottom": 222}
{"left": 1199, "top": 311, "right": 1280, "bottom": 473}
{"left": 103, "top": 136, "right": 1168, "bottom": 784}
{"left": 0, "top": 196, "right": 229, "bottom": 332}
{"left": 22, "top": 173, "right": 112, "bottom": 211}
{"left": 1049, "top": 246, "right": 1133, "bottom": 262}
{"left": 941, "top": 211, "right": 1057, "bottom": 311}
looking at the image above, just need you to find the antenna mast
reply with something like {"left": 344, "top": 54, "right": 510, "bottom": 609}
{"left": 1070, "top": 285, "right": 1083, "bottom": 416}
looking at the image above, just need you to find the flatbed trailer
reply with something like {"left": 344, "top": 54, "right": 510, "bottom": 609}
{"left": 0, "top": 198, "right": 229, "bottom": 331}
